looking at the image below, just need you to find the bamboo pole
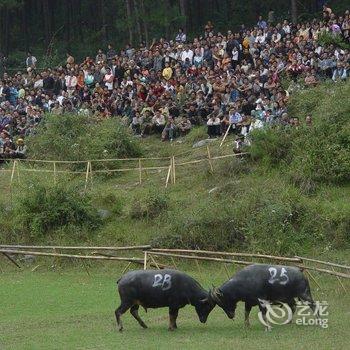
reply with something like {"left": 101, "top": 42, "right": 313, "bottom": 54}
{"left": 332, "top": 266, "right": 347, "bottom": 292}
{"left": 121, "top": 262, "right": 132, "bottom": 275}
{"left": 81, "top": 258, "right": 91, "bottom": 276}
{"left": 172, "top": 156, "right": 176, "bottom": 184}
{"left": 16, "top": 161, "right": 20, "bottom": 184}
{"left": 138, "top": 159, "right": 142, "bottom": 185}
{"left": 10, "top": 160, "right": 17, "bottom": 186}
{"left": 148, "top": 251, "right": 252, "bottom": 265}
{"left": 143, "top": 251, "right": 148, "bottom": 270}
{"left": 151, "top": 248, "right": 302, "bottom": 263}
{"left": 84, "top": 161, "right": 90, "bottom": 190}
{"left": 0, "top": 249, "right": 145, "bottom": 263}
{"left": 223, "top": 264, "right": 231, "bottom": 279}
{"left": 31, "top": 265, "right": 40, "bottom": 272}
{"left": 295, "top": 256, "right": 350, "bottom": 270}
{"left": 149, "top": 254, "right": 160, "bottom": 270}
{"left": 305, "top": 269, "right": 322, "bottom": 290}
{"left": 170, "top": 256, "right": 178, "bottom": 270}
{"left": 297, "top": 264, "right": 350, "bottom": 279}
{"left": 207, "top": 145, "right": 214, "bottom": 173}
{"left": 2, "top": 252, "right": 21, "bottom": 268}
{"left": 165, "top": 163, "right": 172, "bottom": 188}
{"left": 220, "top": 124, "right": 231, "bottom": 147}
{"left": 90, "top": 252, "right": 166, "bottom": 269}
{"left": 0, "top": 244, "right": 151, "bottom": 251}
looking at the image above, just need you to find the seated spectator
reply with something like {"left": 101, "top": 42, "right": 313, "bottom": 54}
{"left": 207, "top": 115, "right": 221, "bottom": 138}
{"left": 176, "top": 116, "right": 192, "bottom": 136}
{"left": 152, "top": 110, "right": 166, "bottom": 133}
{"left": 162, "top": 118, "right": 176, "bottom": 141}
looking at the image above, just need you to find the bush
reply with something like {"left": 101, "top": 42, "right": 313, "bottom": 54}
{"left": 130, "top": 189, "right": 169, "bottom": 219}
{"left": 28, "top": 114, "right": 143, "bottom": 163}
{"left": 151, "top": 198, "right": 247, "bottom": 251}
{"left": 248, "top": 82, "right": 350, "bottom": 186}
{"left": 318, "top": 31, "right": 350, "bottom": 50}
{"left": 12, "top": 182, "right": 102, "bottom": 240}
{"left": 249, "top": 127, "right": 294, "bottom": 167}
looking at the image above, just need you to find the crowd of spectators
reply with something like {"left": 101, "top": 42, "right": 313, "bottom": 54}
{"left": 0, "top": 5, "right": 349, "bottom": 159}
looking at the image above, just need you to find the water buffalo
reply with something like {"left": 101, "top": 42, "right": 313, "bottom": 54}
{"left": 209, "top": 264, "right": 318, "bottom": 330}
{"left": 115, "top": 269, "right": 215, "bottom": 331}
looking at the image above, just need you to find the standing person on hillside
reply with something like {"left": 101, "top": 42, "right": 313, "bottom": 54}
{"left": 175, "top": 28, "right": 187, "bottom": 43}
{"left": 65, "top": 70, "right": 77, "bottom": 97}
{"left": 103, "top": 67, "right": 114, "bottom": 91}
{"left": 26, "top": 52, "right": 37, "bottom": 71}
{"left": 106, "top": 44, "right": 116, "bottom": 63}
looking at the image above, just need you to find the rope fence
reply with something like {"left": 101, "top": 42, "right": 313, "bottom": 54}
{"left": 0, "top": 145, "right": 247, "bottom": 190}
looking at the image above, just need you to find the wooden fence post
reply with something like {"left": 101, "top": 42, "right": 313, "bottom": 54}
{"left": 165, "top": 161, "right": 172, "bottom": 188}
{"left": 84, "top": 161, "right": 92, "bottom": 190}
{"left": 10, "top": 160, "right": 17, "bottom": 187}
{"left": 220, "top": 124, "right": 231, "bottom": 147}
{"left": 172, "top": 156, "right": 176, "bottom": 184}
{"left": 143, "top": 251, "right": 148, "bottom": 270}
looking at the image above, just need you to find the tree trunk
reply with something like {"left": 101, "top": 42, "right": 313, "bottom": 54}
{"left": 42, "top": 0, "right": 52, "bottom": 47}
{"left": 291, "top": 0, "right": 298, "bottom": 24}
{"left": 140, "top": 0, "right": 149, "bottom": 46}
{"left": 64, "top": 0, "right": 71, "bottom": 47}
{"left": 3, "top": 6, "right": 10, "bottom": 55}
{"left": 100, "top": 0, "right": 108, "bottom": 43}
{"left": 125, "top": 0, "right": 133, "bottom": 45}
{"left": 179, "top": 0, "right": 187, "bottom": 32}
{"left": 22, "top": 2, "right": 30, "bottom": 52}
{"left": 133, "top": 0, "right": 142, "bottom": 43}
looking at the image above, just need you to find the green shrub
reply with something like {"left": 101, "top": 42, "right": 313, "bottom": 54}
{"left": 186, "top": 126, "right": 209, "bottom": 144}
{"left": 151, "top": 202, "right": 247, "bottom": 251}
{"left": 318, "top": 31, "right": 350, "bottom": 50}
{"left": 130, "top": 189, "right": 169, "bottom": 219}
{"left": 249, "top": 127, "right": 294, "bottom": 167}
{"left": 28, "top": 114, "right": 143, "bottom": 164}
{"left": 12, "top": 182, "right": 102, "bottom": 240}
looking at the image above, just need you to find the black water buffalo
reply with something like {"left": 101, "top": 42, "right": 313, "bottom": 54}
{"left": 115, "top": 269, "right": 215, "bottom": 331}
{"left": 209, "top": 264, "right": 317, "bottom": 330}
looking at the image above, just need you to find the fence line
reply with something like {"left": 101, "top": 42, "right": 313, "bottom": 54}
{"left": 1, "top": 245, "right": 349, "bottom": 286}
{"left": 0, "top": 146, "right": 246, "bottom": 189}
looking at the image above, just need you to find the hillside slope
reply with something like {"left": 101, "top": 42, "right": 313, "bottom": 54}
{"left": 1, "top": 82, "right": 349, "bottom": 258}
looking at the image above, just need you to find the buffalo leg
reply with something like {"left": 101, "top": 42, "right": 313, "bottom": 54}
{"left": 258, "top": 304, "right": 271, "bottom": 331}
{"left": 245, "top": 303, "right": 252, "bottom": 328}
{"left": 130, "top": 305, "right": 148, "bottom": 329}
{"left": 115, "top": 302, "right": 132, "bottom": 332}
{"left": 168, "top": 308, "right": 179, "bottom": 331}
{"left": 299, "top": 292, "right": 319, "bottom": 318}
{"left": 287, "top": 300, "right": 296, "bottom": 324}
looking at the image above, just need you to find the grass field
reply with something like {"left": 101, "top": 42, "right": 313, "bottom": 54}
{"left": 1, "top": 263, "right": 349, "bottom": 350}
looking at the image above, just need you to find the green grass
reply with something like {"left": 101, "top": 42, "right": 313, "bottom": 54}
{"left": 0, "top": 263, "right": 349, "bottom": 350}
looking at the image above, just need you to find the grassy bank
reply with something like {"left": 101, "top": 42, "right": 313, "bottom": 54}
{"left": 0, "top": 82, "right": 349, "bottom": 256}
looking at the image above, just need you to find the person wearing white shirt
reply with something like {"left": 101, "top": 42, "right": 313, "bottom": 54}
{"left": 103, "top": 67, "right": 114, "bottom": 91}
{"left": 181, "top": 46, "right": 194, "bottom": 64}
{"left": 65, "top": 71, "right": 77, "bottom": 97}
{"left": 207, "top": 115, "right": 221, "bottom": 138}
